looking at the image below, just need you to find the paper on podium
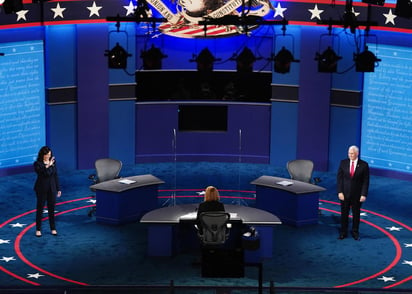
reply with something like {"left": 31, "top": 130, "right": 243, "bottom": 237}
{"left": 276, "top": 180, "right": 293, "bottom": 186}
{"left": 118, "top": 179, "right": 136, "bottom": 185}
{"left": 180, "top": 212, "right": 238, "bottom": 220}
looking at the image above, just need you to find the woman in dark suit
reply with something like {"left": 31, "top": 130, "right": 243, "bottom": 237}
{"left": 337, "top": 145, "right": 370, "bottom": 240}
{"left": 196, "top": 186, "right": 225, "bottom": 232}
{"left": 33, "top": 146, "right": 61, "bottom": 237}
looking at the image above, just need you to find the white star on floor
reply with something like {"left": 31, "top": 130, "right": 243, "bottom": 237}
{"left": 0, "top": 239, "right": 11, "bottom": 244}
{"left": 386, "top": 226, "right": 402, "bottom": 231}
{"left": 87, "top": 199, "right": 96, "bottom": 204}
{"left": 405, "top": 243, "right": 412, "bottom": 247}
{"left": 383, "top": 9, "right": 396, "bottom": 25}
{"left": 308, "top": 4, "right": 323, "bottom": 20}
{"left": 10, "top": 223, "right": 26, "bottom": 228}
{"left": 16, "top": 9, "right": 29, "bottom": 22}
{"left": 1, "top": 256, "right": 16, "bottom": 263}
{"left": 87, "top": 1, "right": 103, "bottom": 17}
{"left": 402, "top": 260, "right": 412, "bottom": 266}
{"left": 27, "top": 273, "right": 44, "bottom": 279}
{"left": 124, "top": 1, "right": 136, "bottom": 16}
{"left": 378, "top": 276, "right": 396, "bottom": 282}
{"left": 360, "top": 212, "right": 368, "bottom": 217}
{"left": 273, "top": 3, "right": 287, "bottom": 19}
{"left": 51, "top": 3, "right": 66, "bottom": 19}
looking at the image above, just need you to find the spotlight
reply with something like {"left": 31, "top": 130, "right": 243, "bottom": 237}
{"left": 274, "top": 47, "right": 299, "bottom": 74}
{"left": 235, "top": 47, "right": 256, "bottom": 73}
{"left": 354, "top": 46, "right": 381, "bottom": 72}
{"left": 190, "top": 48, "right": 220, "bottom": 72}
{"left": 105, "top": 43, "right": 131, "bottom": 69}
{"left": 141, "top": 45, "right": 167, "bottom": 70}
{"left": 395, "top": 0, "right": 412, "bottom": 18}
{"left": 2, "top": 0, "right": 23, "bottom": 13}
{"left": 315, "top": 46, "right": 342, "bottom": 73}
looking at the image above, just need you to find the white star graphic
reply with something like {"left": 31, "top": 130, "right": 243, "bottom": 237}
{"left": 360, "top": 212, "right": 368, "bottom": 217}
{"left": 16, "top": 9, "right": 29, "bottom": 22}
{"left": 351, "top": 7, "right": 360, "bottom": 17}
{"left": 378, "top": 276, "right": 396, "bottom": 282}
{"left": 88, "top": 199, "right": 97, "bottom": 204}
{"left": 51, "top": 3, "right": 66, "bottom": 19}
{"left": 405, "top": 243, "right": 412, "bottom": 247}
{"left": 27, "top": 273, "right": 44, "bottom": 279}
{"left": 1, "top": 256, "right": 16, "bottom": 262}
{"left": 386, "top": 226, "right": 402, "bottom": 231}
{"left": 402, "top": 260, "right": 412, "bottom": 266}
{"left": 124, "top": 1, "right": 136, "bottom": 16}
{"left": 0, "top": 239, "right": 11, "bottom": 244}
{"left": 87, "top": 1, "right": 103, "bottom": 17}
{"left": 273, "top": 3, "right": 287, "bottom": 19}
{"left": 308, "top": 4, "right": 323, "bottom": 20}
{"left": 383, "top": 9, "right": 396, "bottom": 25}
{"left": 10, "top": 223, "right": 26, "bottom": 228}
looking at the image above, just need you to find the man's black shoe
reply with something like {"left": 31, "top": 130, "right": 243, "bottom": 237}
{"left": 338, "top": 234, "right": 347, "bottom": 240}
{"left": 352, "top": 232, "right": 360, "bottom": 241}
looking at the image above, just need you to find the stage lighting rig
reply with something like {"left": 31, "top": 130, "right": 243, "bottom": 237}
{"left": 354, "top": 45, "right": 381, "bottom": 72}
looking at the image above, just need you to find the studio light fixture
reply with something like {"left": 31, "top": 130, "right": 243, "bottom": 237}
{"left": 315, "top": 46, "right": 342, "bottom": 73}
{"left": 105, "top": 21, "right": 132, "bottom": 69}
{"left": 190, "top": 48, "right": 220, "bottom": 72}
{"left": 140, "top": 45, "right": 167, "bottom": 70}
{"left": 354, "top": 46, "right": 381, "bottom": 72}
{"left": 235, "top": 47, "right": 256, "bottom": 73}
{"left": 274, "top": 47, "right": 299, "bottom": 74}
{"left": 105, "top": 43, "right": 131, "bottom": 69}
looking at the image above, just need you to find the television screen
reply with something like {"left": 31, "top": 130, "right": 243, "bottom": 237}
{"left": 178, "top": 105, "right": 228, "bottom": 131}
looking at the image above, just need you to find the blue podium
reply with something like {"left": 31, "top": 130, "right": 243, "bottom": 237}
{"left": 251, "top": 175, "right": 326, "bottom": 226}
{"left": 90, "top": 174, "right": 164, "bottom": 225}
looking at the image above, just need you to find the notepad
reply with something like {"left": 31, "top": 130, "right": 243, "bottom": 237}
{"left": 118, "top": 179, "right": 136, "bottom": 184}
{"left": 276, "top": 180, "right": 293, "bottom": 186}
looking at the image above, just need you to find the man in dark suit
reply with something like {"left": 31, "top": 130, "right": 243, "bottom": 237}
{"left": 337, "top": 145, "right": 370, "bottom": 240}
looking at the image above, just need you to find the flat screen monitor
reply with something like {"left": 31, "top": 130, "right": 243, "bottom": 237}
{"left": 178, "top": 105, "right": 228, "bottom": 132}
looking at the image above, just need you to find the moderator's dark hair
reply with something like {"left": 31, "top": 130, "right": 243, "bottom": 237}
{"left": 36, "top": 146, "right": 52, "bottom": 162}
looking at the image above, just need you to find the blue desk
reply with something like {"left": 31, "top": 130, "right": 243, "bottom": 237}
{"left": 140, "top": 204, "right": 281, "bottom": 258}
{"left": 251, "top": 175, "right": 326, "bottom": 226}
{"left": 90, "top": 174, "right": 164, "bottom": 225}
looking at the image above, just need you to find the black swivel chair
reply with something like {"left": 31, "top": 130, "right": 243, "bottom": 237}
{"left": 197, "top": 211, "right": 231, "bottom": 246}
{"left": 88, "top": 158, "right": 123, "bottom": 217}
{"left": 197, "top": 211, "right": 244, "bottom": 277}
{"left": 286, "top": 159, "right": 315, "bottom": 183}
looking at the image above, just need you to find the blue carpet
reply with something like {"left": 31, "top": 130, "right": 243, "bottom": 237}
{"left": 0, "top": 162, "right": 411, "bottom": 291}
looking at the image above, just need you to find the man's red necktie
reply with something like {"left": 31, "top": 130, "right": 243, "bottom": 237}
{"left": 350, "top": 161, "right": 355, "bottom": 177}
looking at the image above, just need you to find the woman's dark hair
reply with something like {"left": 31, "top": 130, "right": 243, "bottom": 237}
{"left": 36, "top": 146, "right": 52, "bottom": 162}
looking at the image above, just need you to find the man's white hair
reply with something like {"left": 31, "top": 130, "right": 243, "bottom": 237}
{"left": 348, "top": 145, "right": 359, "bottom": 153}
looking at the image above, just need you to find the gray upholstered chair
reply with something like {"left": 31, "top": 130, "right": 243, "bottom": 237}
{"left": 286, "top": 159, "right": 314, "bottom": 183}
{"left": 88, "top": 158, "right": 122, "bottom": 216}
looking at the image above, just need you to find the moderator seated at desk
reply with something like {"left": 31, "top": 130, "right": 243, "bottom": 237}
{"left": 140, "top": 204, "right": 281, "bottom": 257}
{"left": 251, "top": 175, "right": 326, "bottom": 226}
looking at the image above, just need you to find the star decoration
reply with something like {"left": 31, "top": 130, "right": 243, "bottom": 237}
{"left": 124, "top": 1, "right": 136, "bottom": 16}
{"left": 87, "top": 1, "right": 103, "bottom": 17}
{"left": 10, "top": 223, "right": 26, "bottom": 228}
{"left": 88, "top": 199, "right": 97, "bottom": 204}
{"left": 386, "top": 226, "right": 402, "bottom": 231}
{"left": 360, "top": 212, "right": 368, "bottom": 217}
{"left": 16, "top": 10, "right": 29, "bottom": 22}
{"left": 1, "top": 256, "right": 16, "bottom": 263}
{"left": 273, "top": 3, "right": 287, "bottom": 19}
{"left": 27, "top": 273, "right": 44, "bottom": 279}
{"left": 0, "top": 239, "right": 11, "bottom": 244}
{"left": 378, "top": 276, "right": 396, "bottom": 282}
{"left": 308, "top": 4, "right": 323, "bottom": 20}
{"left": 402, "top": 260, "right": 412, "bottom": 266}
{"left": 51, "top": 3, "right": 66, "bottom": 19}
{"left": 383, "top": 9, "right": 396, "bottom": 25}
{"left": 405, "top": 243, "right": 412, "bottom": 247}
{"left": 351, "top": 7, "right": 360, "bottom": 17}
